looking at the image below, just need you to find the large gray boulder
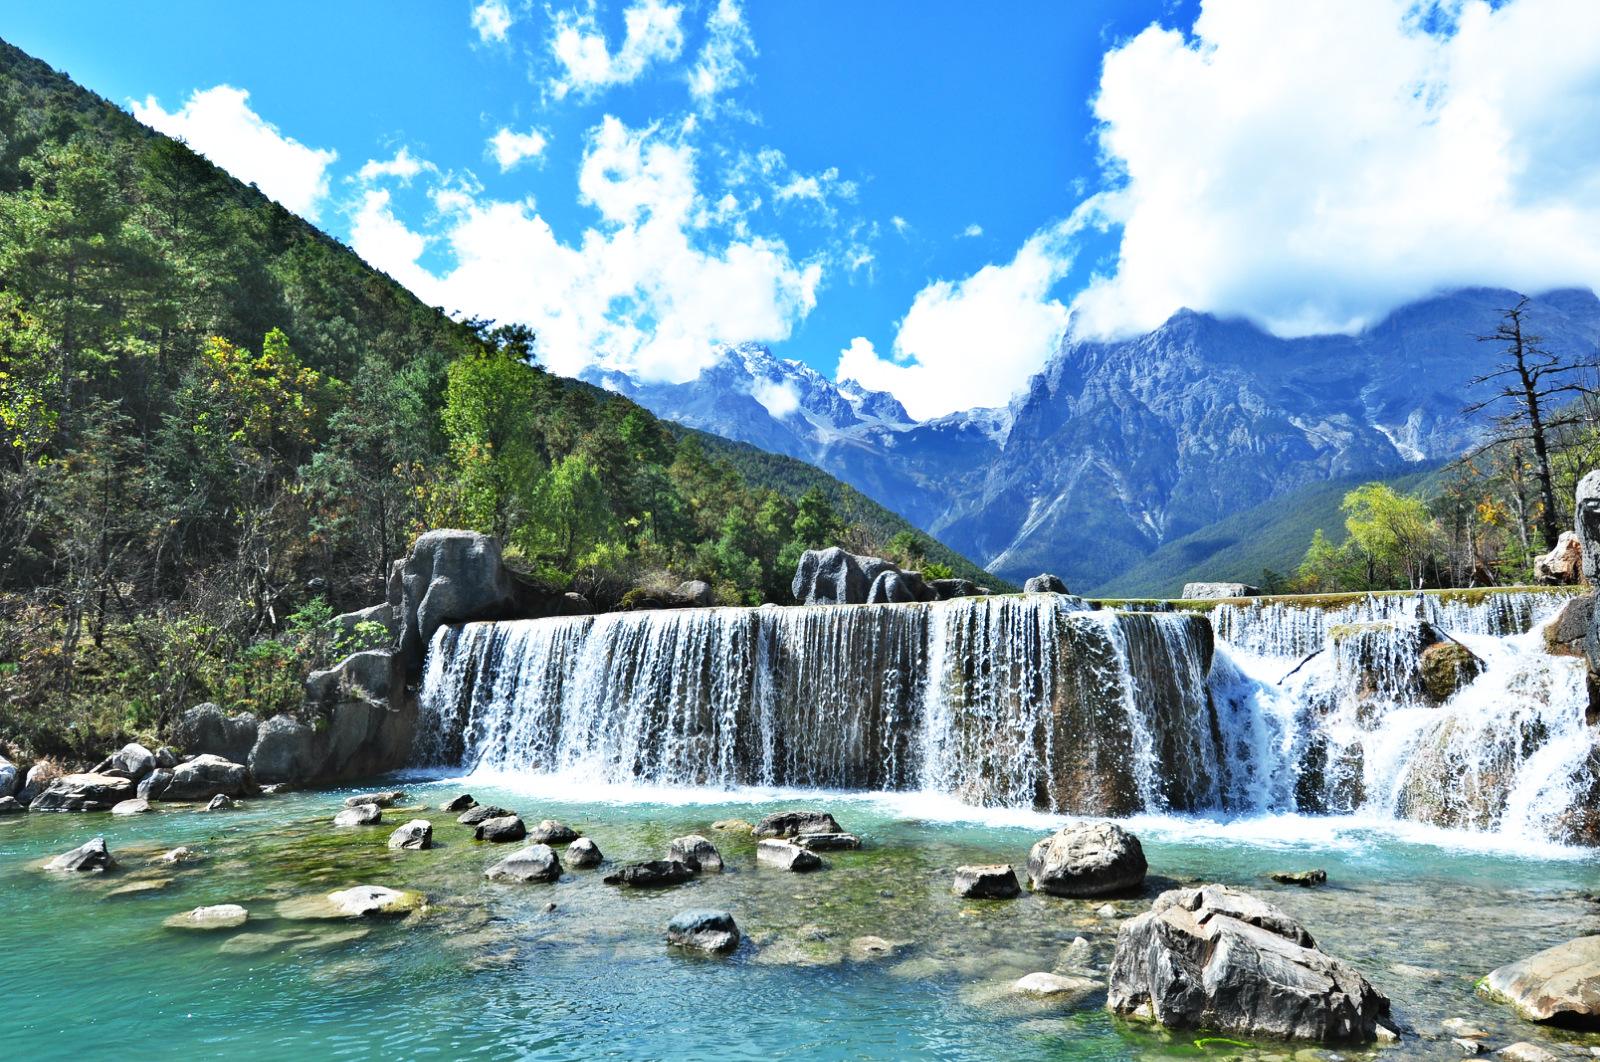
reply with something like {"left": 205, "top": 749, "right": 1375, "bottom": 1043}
{"left": 1024, "top": 573, "right": 1070, "bottom": 594}
{"left": 1535, "top": 531, "right": 1585, "bottom": 585}
{"left": 791, "top": 547, "right": 900, "bottom": 606}
{"left": 668, "top": 834, "right": 724, "bottom": 872}
{"left": 29, "top": 772, "right": 135, "bottom": 812}
{"left": 171, "top": 704, "right": 259, "bottom": 764}
{"left": 1107, "top": 884, "right": 1392, "bottom": 1042}
{"left": 667, "top": 909, "right": 740, "bottom": 954}
{"left": 0, "top": 754, "right": 16, "bottom": 798}
{"left": 104, "top": 743, "right": 157, "bottom": 781}
{"left": 163, "top": 754, "right": 253, "bottom": 802}
{"left": 1481, "top": 935, "right": 1600, "bottom": 1028}
{"left": 1579, "top": 469, "right": 1600, "bottom": 584}
{"left": 304, "top": 649, "right": 401, "bottom": 710}
{"left": 485, "top": 844, "right": 562, "bottom": 883}
{"left": 249, "top": 715, "right": 324, "bottom": 784}
{"left": 1181, "top": 582, "right": 1261, "bottom": 600}
{"left": 333, "top": 602, "right": 398, "bottom": 644}
{"left": 754, "top": 810, "right": 842, "bottom": 838}
{"left": 865, "top": 569, "right": 935, "bottom": 604}
{"left": 45, "top": 836, "right": 117, "bottom": 873}
{"left": 1027, "top": 821, "right": 1147, "bottom": 897}
{"left": 396, "top": 530, "right": 520, "bottom": 668}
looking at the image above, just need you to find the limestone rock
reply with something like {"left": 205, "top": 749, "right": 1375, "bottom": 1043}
{"left": 1536, "top": 530, "right": 1585, "bottom": 585}
{"left": 137, "top": 768, "right": 173, "bottom": 801}
{"left": 565, "top": 837, "right": 603, "bottom": 868}
{"left": 163, "top": 754, "right": 253, "bottom": 802}
{"left": 1181, "top": 582, "right": 1260, "bottom": 599}
{"left": 1107, "top": 883, "right": 1392, "bottom": 1042}
{"left": 668, "top": 834, "right": 724, "bottom": 872}
{"left": 171, "top": 704, "right": 260, "bottom": 764}
{"left": 527, "top": 819, "right": 579, "bottom": 844}
{"left": 165, "top": 904, "right": 249, "bottom": 931}
{"left": 793, "top": 832, "right": 861, "bottom": 851}
{"left": 1013, "top": 972, "right": 1098, "bottom": 999}
{"left": 1481, "top": 934, "right": 1600, "bottom": 1028}
{"left": 396, "top": 529, "right": 520, "bottom": 669}
{"left": 1420, "top": 641, "right": 1484, "bottom": 702}
{"left": 953, "top": 864, "right": 1021, "bottom": 899}
{"left": 474, "top": 815, "right": 526, "bottom": 843}
{"left": 603, "top": 860, "right": 699, "bottom": 887}
{"left": 791, "top": 546, "right": 900, "bottom": 606}
{"left": 334, "top": 803, "right": 382, "bottom": 827}
{"left": 753, "top": 809, "right": 842, "bottom": 838}
{"left": 756, "top": 839, "right": 822, "bottom": 872}
{"left": 485, "top": 844, "right": 563, "bottom": 883}
{"left": 1024, "top": 574, "right": 1070, "bottom": 594}
{"left": 667, "top": 909, "right": 740, "bottom": 954}
{"left": 458, "top": 804, "right": 512, "bottom": 826}
{"left": 344, "top": 790, "right": 407, "bottom": 809}
{"left": 45, "top": 836, "right": 116, "bottom": 873}
{"left": 107, "top": 742, "right": 157, "bottom": 781}
{"left": 29, "top": 772, "right": 134, "bottom": 812}
{"left": 111, "top": 798, "right": 150, "bottom": 816}
{"left": 387, "top": 820, "right": 433, "bottom": 851}
{"left": 326, "top": 885, "right": 425, "bottom": 918}
{"left": 440, "top": 793, "right": 477, "bottom": 812}
{"left": 1027, "top": 821, "right": 1146, "bottom": 897}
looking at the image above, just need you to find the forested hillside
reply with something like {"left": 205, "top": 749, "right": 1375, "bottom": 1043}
{"left": 0, "top": 39, "right": 989, "bottom": 759}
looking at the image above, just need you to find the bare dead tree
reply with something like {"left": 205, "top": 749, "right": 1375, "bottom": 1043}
{"left": 1464, "top": 298, "right": 1600, "bottom": 550}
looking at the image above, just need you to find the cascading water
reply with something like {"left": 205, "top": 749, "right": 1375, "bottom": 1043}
{"left": 415, "top": 587, "right": 1598, "bottom": 843}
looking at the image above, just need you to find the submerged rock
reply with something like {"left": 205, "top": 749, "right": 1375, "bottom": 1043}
{"left": 603, "top": 860, "right": 699, "bottom": 887}
{"left": 565, "top": 837, "right": 602, "bottom": 868}
{"left": 1481, "top": 935, "right": 1600, "bottom": 1028}
{"left": 326, "top": 885, "right": 425, "bottom": 918}
{"left": 756, "top": 839, "right": 821, "bottom": 872}
{"left": 474, "top": 815, "right": 526, "bottom": 843}
{"left": 0, "top": 753, "right": 16, "bottom": 798}
{"left": 1012, "top": 972, "right": 1098, "bottom": 1000}
{"left": 46, "top": 836, "right": 117, "bottom": 873}
{"left": 204, "top": 794, "right": 235, "bottom": 812}
{"left": 111, "top": 798, "right": 150, "bottom": 816}
{"left": 158, "top": 846, "right": 198, "bottom": 864}
{"left": 440, "top": 793, "right": 477, "bottom": 813}
{"left": 668, "top": 834, "right": 724, "bottom": 872}
{"left": 711, "top": 818, "right": 753, "bottom": 832}
{"left": 848, "top": 936, "right": 908, "bottom": 962}
{"left": 484, "top": 844, "right": 562, "bottom": 883}
{"left": 753, "top": 810, "right": 842, "bottom": 838}
{"left": 1269, "top": 869, "right": 1328, "bottom": 887}
{"left": 166, "top": 904, "right": 249, "bottom": 931}
{"left": 29, "top": 772, "right": 134, "bottom": 812}
{"left": 345, "top": 790, "right": 406, "bottom": 808}
{"left": 387, "top": 820, "right": 433, "bottom": 851}
{"left": 1499, "top": 1044, "right": 1560, "bottom": 1062}
{"left": 666, "top": 909, "right": 740, "bottom": 954}
{"left": 527, "top": 819, "right": 579, "bottom": 844}
{"left": 1107, "top": 883, "right": 1392, "bottom": 1042}
{"left": 1027, "top": 821, "right": 1146, "bottom": 897}
{"left": 458, "top": 804, "right": 511, "bottom": 826}
{"left": 334, "top": 803, "right": 382, "bottom": 827}
{"left": 953, "top": 864, "right": 1022, "bottom": 899}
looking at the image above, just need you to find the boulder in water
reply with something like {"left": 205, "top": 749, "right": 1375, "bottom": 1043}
{"left": 1268, "top": 869, "right": 1327, "bottom": 887}
{"left": 1536, "top": 531, "right": 1585, "bottom": 585}
{"left": 1024, "top": 574, "right": 1070, "bottom": 594}
{"left": 111, "top": 798, "right": 150, "bottom": 816}
{"left": 396, "top": 529, "right": 521, "bottom": 669}
{"left": 45, "top": 836, "right": 116, "bottom": 873}
{"left": 458, "top": 804, "right": 512, "bottom": 826}
{"left": 1027, "top": 821, "right": 1146, "bottom": 897}
{"left": 793, "top": 832, "right": 860, "bottom": 851}
{"left": 474, "top": 815, "right": 527, "bottom": 843}
{"left": 163, "top": 754, "right": 253, "bottom": 802}
{"left": 1012, "top": 972, "right": 1098, "bottom": 1000}
{"left": 667, "top": 909, "right": 740, "bottom": 954}
{"left": 603, "top": 860, "right": 699, "bottom": 887}
{"left": 440, "top": 793, "right": 477, "bottom": 812}
{"left": 791, "top": 546, "right": 900, "bottom": 606}
{"left": 668, "top": 834, "right": 724, "bottom": 871}
{"left": 1107, "top": 883, "right": 1392, "bottom": 1042}
{"left": 344, "top": 790, "right": 406, "bottom": 808}
{"left": 334, "top": 803, "right": 382, "bottom": 827}
{"left": 565, "top": 837, "right": 603, "bottom": 867}
{"left": 754, "top": 810, "right": 842, "bottom": 838}
{"left": 137, "top": 768, "right": 173, "bottom": 801}
{"left": 203, "top": 794, "right": 235, "bottom": 812}
{"left": 953, "top": 864, "right": 1021, "bottom": 899}
{"left": 0, "top": 796, "right": 23, "bottom": 814}
{"left": 527, "top": 819, "right": 579, "bottom": 844}
{"left": 105, "top": 742, "right": 157, "bottom": 781}
{"left": 756, "top": 839, "right": 822, "bottom": 872}
{"left": 165, "top": 904, "right": 249, "bottom": 931}
{"left": 29, "top": 772, "right": 134, "bottom": 812}
{"left": 485, "top": 844, "right": 563, "bottom": 883}
{"left": 1480, "top": 935, "right": 1600, "bottom": 1028}
{"left": 388, "top": 820, "right": 433, "bottom": 851}
{"left": 1420, "top": 641, "right": 1483, "bottom": 702}
{"left": 326, "top": 885, "right": 425, "bottom": 918}
{"left": 712, "top": 819, "right": 753, "bottom": 832}
{"left": 1180, "top": 582, "right": 1260, "bottom": 599}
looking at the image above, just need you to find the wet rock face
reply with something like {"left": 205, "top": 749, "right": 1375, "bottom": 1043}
{"left": 1027, "top": 822, "right": 1146, "bottom": 898}
{"left": 30, "top": 772, "right": 135, "bottom": 812}
{"left": 1107, "top": 884, "right": 1392, "bottom": 1043}
{"left": 326, "top": 885, "right": 424, "bottom": 918}
{"left": 1482, "top": 935, "right": 1600, "bottom": 1028}
{"left": 666, "top": 909, "right": 740, "bottom": 954}
{"left": 528, "top": 819, "right": 579, "bottom": 845}
{"left": 1419, "top": 641, "right": 1483, "bottom": 702}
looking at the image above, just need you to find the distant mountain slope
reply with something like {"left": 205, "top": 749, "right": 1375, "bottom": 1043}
{"left": 591, "top": 288, "right": 1600, "bottom": 590}
{"left": 1085, "top": 466, "right": 1444, "bottom": 598}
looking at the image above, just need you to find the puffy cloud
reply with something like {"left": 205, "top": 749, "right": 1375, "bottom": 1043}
{"left": 350, "top": 116, "right": 821, "bottom": 382}
{"left": 488, "top": 126, "right": 549, "bottom": 171}
{"left": 835, "top": 221, "right": 1079, "bottom": 419}
{"left": 750, "top": 377, "right": 800, "bottom": 418}
{"left": 1071, "top": 0, "right": 1600, "bottom": 338}
{"left": 471, "top": 0, "right": 513, "bottom": 42}
{"left": 687, "top": 0, "right": 756, "bottom": 109}
{"left": 357, "top": 146, "right": 430, "bottom": 185}
{"left": 960, "top": 223, "right": 983, "bottom": 238}
{"left": 550, "top": 0, "right": 685, "bottom": 98}
{"left": 130, "top": 86, "right": 337, "bottom": 220}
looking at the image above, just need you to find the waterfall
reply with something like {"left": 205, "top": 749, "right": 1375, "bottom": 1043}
{"left": 415, "top": 588, "right": 1598, "bottom": 843}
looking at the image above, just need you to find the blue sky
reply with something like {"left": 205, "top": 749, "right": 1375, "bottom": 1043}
{"left": 6, "top": 1, "right": 1600, "bottom": 417}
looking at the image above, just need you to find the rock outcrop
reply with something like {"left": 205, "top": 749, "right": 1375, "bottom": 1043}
{"left": 171, "top": 704, "right": 260, "bottom": 764}
{"left": 1481, "top": 935, "right": 1600, "bottom": 1028}
{"left": 792, "top": 547, "right": 900, "bottom": 606}
{"left": 1107, "top": 884, "right": 1392, "bottom": 1042}
{"left": 395, "top": 529, "right": 522, "bottom": 668}
{"left": 1027, "top": 821, "right": 1146, "bottom": 897}
{"left": 1536, "top": 530, "right": 1585, "bottom": 585}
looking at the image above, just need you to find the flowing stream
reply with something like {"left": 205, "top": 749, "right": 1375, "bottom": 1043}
{"left": 415, "top": 589, "right": 1596, "bottom": 845}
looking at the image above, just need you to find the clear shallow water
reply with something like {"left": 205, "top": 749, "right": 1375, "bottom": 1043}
{"left": 4, "top": 776, "right": 1600, "bottom": 1061}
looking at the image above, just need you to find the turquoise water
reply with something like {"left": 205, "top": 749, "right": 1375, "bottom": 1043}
{"left": 3, "top": 775, "right": 1599, "bottom": 1061}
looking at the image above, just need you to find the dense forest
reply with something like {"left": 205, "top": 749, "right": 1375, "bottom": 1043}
{"left": 0, "top": 40, "right": 992, "bottom": 761}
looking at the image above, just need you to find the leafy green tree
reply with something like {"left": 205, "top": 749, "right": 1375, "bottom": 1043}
{"left": 517, "top": 454, "right": 619, "bottom": 573}
{"left": 435, "top": 346, "right": 544, "bottom": 541}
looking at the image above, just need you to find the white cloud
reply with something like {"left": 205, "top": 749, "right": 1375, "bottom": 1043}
{"left": 890, "top": 215, "right": 910, "bottom": 237}
{"left": 1072, "top": 0, "right": 1600, "bottom": 338}
{"left": 750, "top": 377, "right": 800, "bottom": 418}
{"left": 550, "top": 0, "right": 684, "bottom": 98}
{"left": 488, "top": 126, "right": 549, "bottom": 171}
{"left": 351, "top": 115, "right": 821, "bottom": 382}
{"left": 960, "top": 223, "right": 983, "bottom": 238}
{"left": 835, "top": 221, "right": 1080, "bottom": 419}
{"left": 131, "top": 86, "right": 337, "bottom": 221}
{"left": 688, "top": 0, "right": 756, "bottom": 109}
{"left": 358, "top": 146, "right": 430, "bottom": 185}
{"left": 471, "top": 0, "right": 513, "bottom": 42}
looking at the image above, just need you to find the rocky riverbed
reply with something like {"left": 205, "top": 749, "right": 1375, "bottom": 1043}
{"left": 3, "top": 779, "right": 1599, "bottom": 1060}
